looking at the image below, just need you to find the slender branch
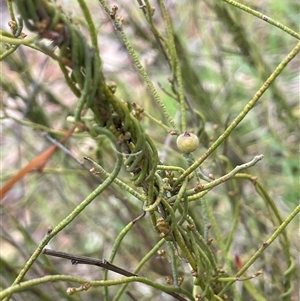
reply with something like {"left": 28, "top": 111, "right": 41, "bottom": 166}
{"left": 112, "top": 239, "right": 165, "bottom": 301}
{"left": 0, "top": 273, "right": 193, "bottom": 300}
{"left": 43, "top": 248, "right": 190, "bottom": 301}
{"left": 158, "top": 0, "right": 186, "bottom": 132}
{"left": 175, "top": 41, "right": 300, "bottom": 185}
{"left": 195, "top": 154, "right": 264, "bottom": 192}
{"left": 169, "top": 155, "right": 264, "bottom": 203}
{"left": 4, "top": 128, "right": 123, "bottom": 301}
{"left": 218, "top": 203, "right": 300, "bottom": 296}
{"left": 0, "top": 34, "right": 36, "bottom": 46}
{"left": 221, "top": 0, "right": 300, "bottom": 40}
{"left": 6, "top": 0, "right": 17, "bottom": 24}
{"left": 98, "top": 0, "right": 179, "bottom": 132}
{"left": 0, "top": 18, "right": 23, "bottom": 60}
{"left": 84, "top": 157, "right": 146, "bottom": 202}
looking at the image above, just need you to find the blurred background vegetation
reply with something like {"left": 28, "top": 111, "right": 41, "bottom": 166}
{"left": 1, "top": 0, "right": 299, "bottom": 300}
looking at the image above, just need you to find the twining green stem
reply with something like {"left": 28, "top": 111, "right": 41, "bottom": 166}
{"left": 0, "top": 30, "right": 15, "bottom": 38}
{"left": 190, "top": 231, "right": 214, "bottom": 298}
{"left": 157, "top": 165, "right": 185, "bottom": 174}
{"left": 161, "top": 199, "right": 197, "bottom": 269}
{"left": 177, "top": 195, "right": 189, "bottom": 226}
{"left": 145, "top": 135, "right": 160, "bottom": 182}
{"left": 214, "top": 295, "right": 225, "bottom": 301}
{"left": 186, "top": 190, "right": 209, "bottom": 202}
{"left": 3, "top": 128, "right": 122, "bottom": 301}
{"left": 74, "top": 30, "right": 93, "bottom": 121}
{"left": 221, "top": 0, "right": 300, "bottom": 40}
{"left": 143, "top": 173, "right": 164, "bottom": 211}
{"left": 172, "top": 226, "right": 196, "bottom": 270}
{"left": 98, "top": 0, "right": 179, "bottom": 132}
{"left": 84, "top": 157, "right": 146, "bottom": 202}
{"left": 76, "top": 0, "right": 102, "bottom": 103}
{"left": 218, "top": 203, "right": 300, "bottom": 296}
{"left": 188, "top": 230, "right": 206, "bottom": 291}
{"left": 167, "top": 241, "right": 179, "bottom": 286}
{"left": 158, "top": 0, "right": 186, "bottom": 132}
{"left": 172, "top": 177, "right": 188, "bottom": 212}
{"left": 186, "top": 215, "right": 218, "bottom": 273}
{"left": 175, "top": 41, "right": 300, "bottom": 185}
{"left": 77, "top": 0, "right": 99, "bottom": 55}
{"left": 59, "top": 62, "right": 81, "bottom": 97}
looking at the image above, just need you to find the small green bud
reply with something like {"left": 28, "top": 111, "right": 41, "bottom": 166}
{"left": 176, "top": 131, "right": 199, "bottom": 153}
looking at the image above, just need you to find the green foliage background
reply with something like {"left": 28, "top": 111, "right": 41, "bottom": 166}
{"left": 1, "top": 0, "right": 299, "bottom": 301}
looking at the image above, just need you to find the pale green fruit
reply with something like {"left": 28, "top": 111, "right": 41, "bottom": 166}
{"left": 176, "top": 131, "right": 199, "bottom": 153}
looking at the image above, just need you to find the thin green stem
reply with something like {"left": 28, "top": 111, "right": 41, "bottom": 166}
{"left": 172, "top": 177, "right": 188, "bottom": 212}
{"left": 195, "top": 155, "right": 264, "bottom": 194}
{"left": 59, "top": 62, "right": 81, "bottom": 97}
{"left": 104, "top": 220, "right": 135, "bottom": 300}
{"left": 158, "top": 0, "right": 186, "bottom": 132}
{"left": 183, "top": 152, "right": 210, "bottom": 239}
{"left": 143, "top": 110, "right": 176, "bottom": 133}
{"left": 74, "top": 30, "right": 93, "bottom": 121}
{"left": 6, "top": 0, "right": 17, "bottom": 24}
{"left": 0, "top": 35, "right": 36, "bottom": 46}
{"left": 167, "top": 241, "right": 179, "bottom": 286}
{"left": 84, "top": 157, "right": 146, "bottom": 202}
{"left": 234, "top": 173, "right": 294, "bottom": 299}
{"left": 98, "top": 0, "right": 179, "bottom": 132}
{"left": 218, "top": 204, "right": 300, "bottom": 296}
{"left": 76, "top": 0, "right": 102, "bottom": 104}
{"left": 143, "top": 174, "right": 164, "bottom": 211}
{"left": 170, "top": 162, "right": 258, "bottom": 203}
{"left": 4, "top": 128, "right": 122, "bottom": 301}
{"left": 161, "top": 200, "right": 197, "bottom": 270}
{"left": 0, "top": 274, "right": 194, "bottom": 300}
{"left": 112, "top": 239, "right": 165, "bottom": 301}
{"left": 186, "top": 215, "right": 218, "bottom": 273}
{"left": 190, "top": 231, "right": 214, "bottom": 299}
{"left": 175, "top": 41, "right": 300, "bottom": 185}
{"left": 221, "top": 0, "right": 300, "bottom": 40}
{"left": 0, "top": 18, "right": 23, "bottom": 60}
{"left": 77, "top": 0, "right": 99, "bottom": 55}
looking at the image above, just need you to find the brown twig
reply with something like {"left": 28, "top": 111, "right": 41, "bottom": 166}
{"left": 43, "top": 248, "right": 137, "bottom": 277}
{"left": 43, "top": 248, "right": 188, "bottom": 301}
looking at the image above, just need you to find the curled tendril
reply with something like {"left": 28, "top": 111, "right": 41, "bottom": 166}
{"left": 13, "top": 0, "right": 159, "bottom": 195}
